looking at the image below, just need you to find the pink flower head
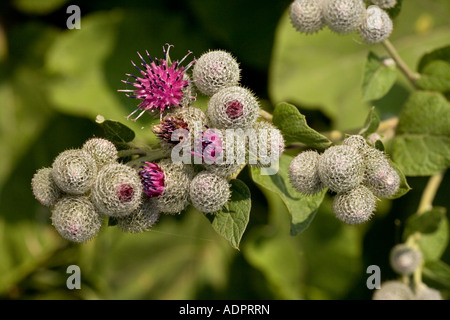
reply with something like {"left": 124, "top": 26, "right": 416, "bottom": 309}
{"left": 117, "top": 184, "right": 135, "bottom": 202}
{"left": 139, "top": 162, "right": 165, "bottom": 198}
{"left": 192, "top": 127, "right": 224, "bottom": 164}
{"left": 119, "top": 44, "right": 196, "bottom": 121}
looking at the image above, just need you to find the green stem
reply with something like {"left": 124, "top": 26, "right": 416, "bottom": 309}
{"left": 118, "top": 148, "right": 147, "bottom": 158}
{"left": 126, "top": 149, "right": 167, "bottom": 169}
{"left": 259, "top": 109, "right": 273, "bottom": 122}
{"left": 382, "top": 39, "right": 420, "bottom": 89}
{"left": 416, "top": 170, "right": 446, "bottom": 215}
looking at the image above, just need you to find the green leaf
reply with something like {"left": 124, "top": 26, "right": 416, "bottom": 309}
{"left": 272, "top": 102, "right": 332, "bottom": 150}
{"left": 417, "top": 45, "right": 450, "bottom": 73}
{"left": 392, "top": 91, "right": 450, "bottom": 176}
{"left": 362, "top": 52, "right": 397, "bottom": 101}
{"left": 250, "top": 154, "right": 327, "bottom": 236}
{"left": 416, "top": 60, "right": 450, "bottom": 92}
{"left": 387, "top": 160, "right": 411, "bottom": 199}
{"left": 358, "top": 106, "right": 380, "bottom": 137}
{"left": 97, "top": 118, "right": 135, "bottom": 145}
{"left": 422, "top": 260, "right": 450, "bottom": 290}
{"left": 403, "top": 207, "right": 448, "bottom": 261}
{"left": 208, "top": 179, "right": 251, "bottom": 250}
{"left": 403, "top": 207, "right": 446, "bottom": 238}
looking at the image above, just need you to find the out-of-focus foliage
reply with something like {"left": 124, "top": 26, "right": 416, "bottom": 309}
{"left": 0, "top": 0, "right": 449, "bottom": 300}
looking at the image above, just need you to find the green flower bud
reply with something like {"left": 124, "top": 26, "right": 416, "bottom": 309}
{"left": 207, "top": 86, "right": 259, "bottom": 130}
{"left": 289, "top": 0, "right": 325, "bottom": 34}
{"left": 389, "top": 244, "right": 422, "bottom": 276}
{"left": 154, "top": 159, "right": 195, "bottom": 214}
{"left": 91, "top": 163, "right": 143, "bottom": 217}
{"left": 372, "top": 281, "right": 414, "bottom": 300}
{"left": 192, "top": 50, "right": 241, "bottom": 96}
{"left": 117, "top": 198, "right": 160, "bottom": 233}
{"left": 289, "top": 150, "right": 324, "bottom": 195}
{"left": 363, "top": 148, "right": 400, "bottom": 198}
{"left": 359, "top": 5, "right": 393, "bottom": 44}
{"left": 318, "top": 145, "right": 365, "bottom": 193}
{"left": 322, "top": 0, "right": 366, "bottom": 34}
{"left": 51, "top": 195, "right": 103, "bottom": 243}
{"left": 333, "top": 184, "right": 376, "bottom": 225}
{"left": 32, "top": 167, "right": 62, "bottom": 207}
{"left": 189, "top": 171, "right": 231, "bottom": 213}
{"left": 51, "top": 149, "right": 97, "bottom": 195}
{"left": 82, "top": 137, "right": 118, "bottom": 168}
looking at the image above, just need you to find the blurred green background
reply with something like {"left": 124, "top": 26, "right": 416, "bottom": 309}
{"left": 0, "top": 0, "right": 449, "bottom": 300}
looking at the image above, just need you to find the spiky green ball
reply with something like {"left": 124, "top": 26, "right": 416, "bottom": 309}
{"left": 189, "top": 171, "right": 231, "bottom": 213}
{"left": 289, "top": 0, "right": 325, "bottom": 34}
{"left": 359, "top": 5, "right": 393, "bottom": 44}
{"left": 117, "top": 199, "right": 160, "bottom": 233}
{"left": 333, "top": 185, "right": 376, "bottom": 225}
{"left": 372, "top": 281, "right": 414, "bottom": 300}
{"left": 51, "top": 149, "right": 97, "bottom": 195}
{"left": 32, "top": 167, "right": 62, "bottom": 207}
{"left": 193, "top": 50, "right": 241, "bottom": 96}
{"left": 318, "top": 145, "right": 365, "bottom": 193}
{"left": 207, "top": 86, "right": 259, "bottom": 130}
{"left": 289, "top": 150, "right": 324, "bottom": 195}
{"left": 322, "top": 0, "right": 366, "bottom": 34}
{"left": 250, "top": 121, "right": 285, "bottom": 168}
{"left": 82, "top": 137, "right": 118, "bottom": 168}
{"left": 90, "top": 163, "right": 143, "bottom": 217}
{"left": 363, "top": 148, "right": 400, "bottom": 198}
{"left": 154, "top": 159, "right": 195, "bottom": 214}
{"left": 389, "top": 244, "right": 422, "bottom": 276}
{"left": 51, "top": 195, "right": 103, "bottom": 243}
{"left": 370, "top": 0, "right": 396, "bottom": 9}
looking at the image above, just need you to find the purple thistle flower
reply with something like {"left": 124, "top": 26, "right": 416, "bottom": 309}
{"left": 119, "top": 44, "right": 196, "bottom": 121}
{"left": 192, "top": 127, "right": 224, "bottom": 164}
{"left": 139, "top": 162, "right": 165, "bottom": 198}
{"left": 225, "top": 100, "right": 244, "bottom": 119}
{"left": 117, "top": 184, "right": 135, "bottom": 202}
{"left": 152, "top": 116, "right": 189, "bottom": 146}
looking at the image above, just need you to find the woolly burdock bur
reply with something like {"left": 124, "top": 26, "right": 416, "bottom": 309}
{"left": 82, "top": 137, "right": 118, "bottom": 168}
{"left": 192, "top": 50, "right": 241, "bottom": 96}
{"left": 359, "top": 5, "right": 393, "bottom": 44}
{"left": 318, "top": 145, "right": 365, "bottom": 193}
{"left": 289, "top": 150, "right": 323, "bottom": 195}
{"left": 389, "top": 244, "right": 422, "bottom": 276}
{"left": 119, "top": 44, "right": 196, "bottom": 120}
{"left": 322, "top": 0, "right": 366, "bottom": 34}
{"left": 189, "top": 171, "right": 231, "bottom": 214}
{"left": 289, "top": 0, "right": 325, "bottom": 35}
{"left": 117, "top": 199, "right": 160, "bottom": 233}
{"left": 51, "top": 149, "right": 97, "bottom": 195}
{"left": 91, "top": 163, "right": 143, "bottom": 217}
{"left": 207, "top": 86, "right": 259, "bottom": 130}
{"left": 333, "top": 185, "right": 376, "bottom": 225}
{"left": 32, "top": 167, "right": 62, "bottom": 207}
{"left": 51, "top": 195, "right": 103, "bottom": 243}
